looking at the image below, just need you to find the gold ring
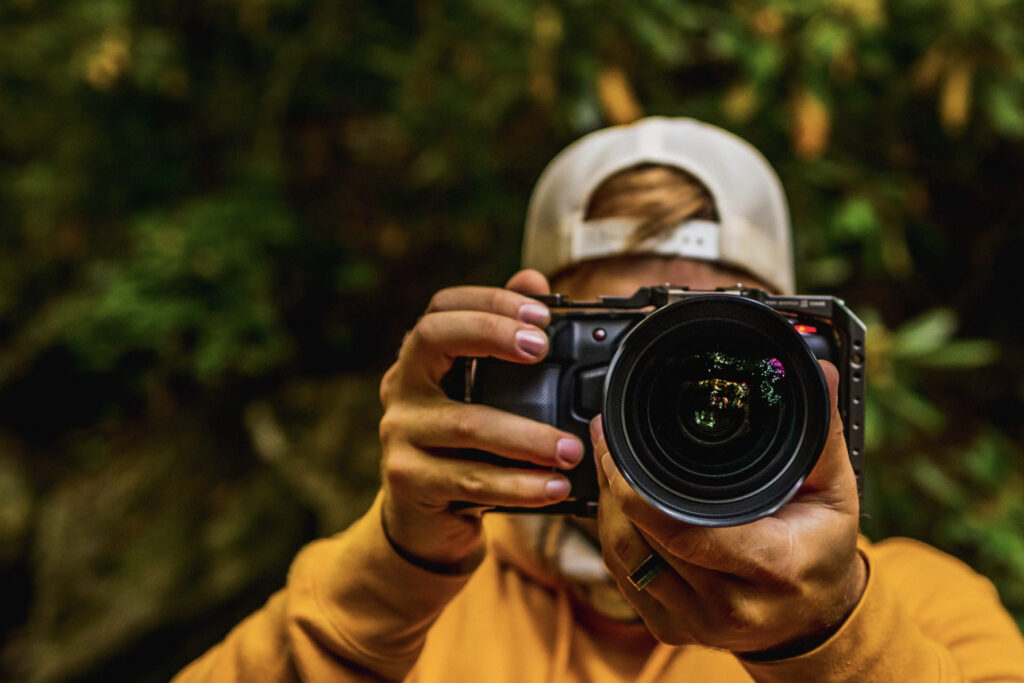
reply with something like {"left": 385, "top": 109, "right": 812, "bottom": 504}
{"left": 627, "top": 553, "right": 667, "bottom": 591}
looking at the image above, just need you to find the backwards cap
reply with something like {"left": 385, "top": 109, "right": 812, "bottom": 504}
{"left": 521, "top": 117, "right": 795, "bottom": 294}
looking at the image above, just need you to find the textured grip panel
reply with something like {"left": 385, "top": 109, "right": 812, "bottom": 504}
{"left": 471, "top": 359, "right": 561, "bottom": 426}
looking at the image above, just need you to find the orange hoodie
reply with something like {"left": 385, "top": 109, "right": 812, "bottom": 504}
{"left": 175, "top": 495, "right": 1024, "bottom": 682}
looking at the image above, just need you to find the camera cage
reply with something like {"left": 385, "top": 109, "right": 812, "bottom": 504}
{"left": 446, "top": 285, "right": 866, "bottom": 521}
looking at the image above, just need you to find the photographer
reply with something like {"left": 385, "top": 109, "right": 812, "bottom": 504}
{"left": 175, "top": 118, "right": 1024, "bottom": 681}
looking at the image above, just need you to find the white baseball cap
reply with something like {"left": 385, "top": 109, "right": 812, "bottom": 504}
{"left": 522, "top": 117, "right": 795, "bottom": 295}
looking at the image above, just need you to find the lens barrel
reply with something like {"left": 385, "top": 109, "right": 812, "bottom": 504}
{"left": 602, "top": 295, "right": 830, "bottom": 526}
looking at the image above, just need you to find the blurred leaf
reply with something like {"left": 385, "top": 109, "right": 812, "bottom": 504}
{"left": 961, "top": 430, "right": 1011, "bottom": 489}
{"left": 834, "top": 196, "right": 878, "bottom": 239}
{"left": 983, "top": 81, "right": 1024, "bottom": 138}
{"left": 801, "top": 255, "right": 854, "bottom": 287}
{"left": 597, "top": 65, "right": 643, "bottom": 125}
{"left": 910, "top": 455, "right": 967, "bottom": 507}
{"left": 911, "top": 339, "right": 1001, "bottom": 369}
{"left": 722, "top": 82, "right": 760, "bottom": 123}
{"left": 890, "top": 308, "right": 958, "bottom": 358}
{"left": 940, "top": 59, "right": 974, "bottom": 134}
{"left": 871, "top": 378, "right": 946, "bottom": 434}
{"left": 748, "top": 41, "right": 782, "bottom": 81}
{"left": 0, "top": 443, "right": 31, "bottom": 564}
{"left": 789, "top": 89, "right": 831, "bottom": 159}
{"left": 626, "top": 9, "right": 687, "bottom": 64}
{"left": 804, "top": 18, "right": 849, "bottom": 62}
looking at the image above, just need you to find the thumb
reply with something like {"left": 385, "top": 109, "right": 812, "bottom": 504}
{"left": 506, "top": 269, "right": 551, "bottom": 296}
{"left": 590, "top": 415, "right": 611, "bottom": 490}
{"left": 802, "top": 360, "right": 856, "bottom": 500}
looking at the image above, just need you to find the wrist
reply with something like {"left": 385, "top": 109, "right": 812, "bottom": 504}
{"left": 740, "top": 551, "right": 868, "bottom": 661}
{"left": 380, "top": 503, "right": 485, "bottom": 575}
{"left": 739, "top": 620, "right": 844, "bottom": 662}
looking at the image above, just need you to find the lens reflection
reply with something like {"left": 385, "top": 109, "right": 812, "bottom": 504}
{"left": 643, "top": 350, "right": 790, "bottom": 479}
{"left": 680, "top": 377, "right": 750, "bottom": 444}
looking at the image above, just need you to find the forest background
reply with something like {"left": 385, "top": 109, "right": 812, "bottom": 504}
{"left": 1, "top": 1, "right": 1023, "bottom": 680}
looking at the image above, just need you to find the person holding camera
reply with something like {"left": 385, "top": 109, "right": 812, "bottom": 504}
{"left": 175, "top": 117, "right": 1024, "bottom": 682}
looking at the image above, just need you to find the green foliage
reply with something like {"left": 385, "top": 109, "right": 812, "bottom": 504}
{"left": 66, "top": 189, "right": 296, "bottom": 383}
{"left": 1, "top": 0, "right": 1023, "bottom": 678}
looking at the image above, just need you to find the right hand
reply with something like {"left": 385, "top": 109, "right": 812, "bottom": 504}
{"left": 378, "top": 269, "right": 585, "bottom": 570}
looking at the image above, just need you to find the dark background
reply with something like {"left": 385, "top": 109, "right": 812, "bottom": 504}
{"left": 1, "top": 1, "right": 1022, "bottom": 680}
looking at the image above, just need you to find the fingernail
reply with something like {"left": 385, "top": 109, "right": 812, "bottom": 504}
{"left": 556, "top": 438, "right": 583, "bottom": 468}
{"left": 589, "top": 415, "right": 603, "bottom": 443}
{"left": 519, "top": 302, "right": 550, "bottom": 327}
{"left": 545, "top": 478, "right": 570, "bottom": 499}
{"left": 515, "top": 329, "right": 547, "bottom": 357}
{"left": 600, "top": 452, "right": 615, "bottom": 479}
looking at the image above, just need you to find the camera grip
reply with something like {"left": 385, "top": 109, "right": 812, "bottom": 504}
{"left": 442, "top": 358, "right": 563, "bottom": 467}
{"left": 441, "top": 358, "right": 598, "bottom": 516}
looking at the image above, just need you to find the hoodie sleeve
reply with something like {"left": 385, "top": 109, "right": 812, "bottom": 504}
{"left": 740, "top": 537, "right": 1024, "bottom": 683}
{"left": 172, "top": 494, "right": 474, "bottom": 683}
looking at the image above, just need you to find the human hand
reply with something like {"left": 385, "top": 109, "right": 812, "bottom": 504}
{"left": 592, "top": 361, "right": 866, "bottom": 654}
{"left": 378, "top": 270, "right": 585, "bottom": 571}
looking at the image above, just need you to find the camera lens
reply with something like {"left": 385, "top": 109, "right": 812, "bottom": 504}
{"left": 602, "top": 296, "right": 829, "bottom": 526}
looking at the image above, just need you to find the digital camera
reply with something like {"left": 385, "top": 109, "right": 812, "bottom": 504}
{"left": 443, "top": 286, "right": 865, "bottom": 527}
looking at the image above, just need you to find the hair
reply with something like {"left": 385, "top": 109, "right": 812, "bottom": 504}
{"left": 551, "top": 163, "right": 766, "bottom": 291}
{"left": 584, "top": 163, "right": 718, "bottom": 245}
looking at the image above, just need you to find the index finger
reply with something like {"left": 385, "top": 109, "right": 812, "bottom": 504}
{"left": 426, "top": 286, "right": 550, "bottom": 328}
{"left": 591, "top": 417, "right": 796, "bottom": 578}
{"left": 598, "top": 448, "right": 796, "bottom": 577}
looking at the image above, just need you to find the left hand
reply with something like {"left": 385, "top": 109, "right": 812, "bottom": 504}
{"left": 592, "top": 361, "right": 867, "bottom": 655}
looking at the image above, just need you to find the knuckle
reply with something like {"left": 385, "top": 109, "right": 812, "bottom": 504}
{"left": 667, "top": 528, "right": 714, "bottom": 562}
{"left": 450, "top": 409, "right": 478, "bottom": 441}
{"left": 514, "top": 473, "right": 548, "bottom": 502}
{"left": 427, "top": 288, "right": 453, "bottom": 313}
{"left": 610, "top": 530, "right": 634, "bottom": 561}
{"left": 719, "top": 604, "right": 752, "bottom": 634}
{"left": 411, "top": 315, "right": 434, "bottom": 346}
{"left": 488, "top": 287, "right": 512, "bottom": 315}
{"left": 378, "top": 409, "right": 401, "bottom": 447}
{"left": 714, "top": 598, "right": 764, "bottom": 638}
{"left": 379, "top": 366, "right": 398, "bottom": 405}
{"left": 394, "top": 325, "right": 428, "bottom": 364}
{"left": 617, "top": 487, "right": 646, "bottom": 517}
{"left": 458, "top": 471, "right": 488, "bottom": 500}
{"left": 476, "top": 313, "right": 502, "bottom": 342}
{"left": 382, "top": 450, "right": 415, "bottom": 492}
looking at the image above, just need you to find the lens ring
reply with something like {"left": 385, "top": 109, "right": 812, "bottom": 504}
{"left": 602, "top": 295, "right": 830, "bottom": 526}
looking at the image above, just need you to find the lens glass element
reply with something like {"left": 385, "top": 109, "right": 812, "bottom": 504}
{"left": 640, "top": 347, "right": 791, "bottom": 487}
{"left": 676, "top": 353, "right": 785, "bottom": 446}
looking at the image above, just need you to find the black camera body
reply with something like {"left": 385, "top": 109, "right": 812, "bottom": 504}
{"left": 443, "top": 286, "right": 865, "bottom": 526}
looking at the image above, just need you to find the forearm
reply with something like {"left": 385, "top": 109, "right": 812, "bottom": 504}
{"left": 174, "top": 494, "right": 473, "bottom": 682}
{"left": 741, "top": 540, "right": 1024, "bottom": 683}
